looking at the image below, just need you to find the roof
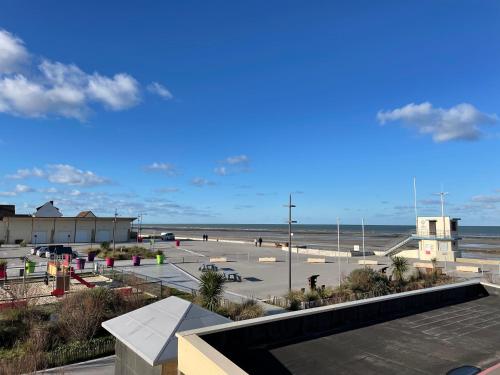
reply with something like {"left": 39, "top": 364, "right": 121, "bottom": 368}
{"left": 76, "top": 211, "right": 96, "bottom": 217}
{"left": 189, "top": 282, "right": 500, "bottom": 375}
{"left": 102, "top": 296, "right": 230, "bottom": 366}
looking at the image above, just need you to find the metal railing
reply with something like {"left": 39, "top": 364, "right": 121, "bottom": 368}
{"left": 414, "top": 229, "right": 458, "bottom": 238}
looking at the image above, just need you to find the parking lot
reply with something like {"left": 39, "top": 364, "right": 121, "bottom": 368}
{"left": 1, "top": 238, "right": 498, "bottom": 300}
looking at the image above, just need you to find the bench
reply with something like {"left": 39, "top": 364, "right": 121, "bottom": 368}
{"left": 259, "top": 257, "right": 276, "bottom": 262}
{"left": 223, "top": 271, "right": 242, "bottom": 282}
{"left": 358, "top": 260, "right": 378, "bottom": 265}
{"left": 199, "top": 263, "right": 219, "bottom": 272}
{"left": 307, "top": 258, "right": 326, "bottom": 263}
{"left": 209, "top": 257, "right": 227, "bottom": 263}
{"left": 456, "top": 265, "right": 481, "bottom": 273}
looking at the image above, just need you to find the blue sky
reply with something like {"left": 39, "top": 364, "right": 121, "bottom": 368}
{"left": 1, "top": 0, "right": 500, "bottom": 225}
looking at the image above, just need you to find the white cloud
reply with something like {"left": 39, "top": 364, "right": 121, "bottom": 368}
{"left": 0, "top": 183, "right": 35, "bottom": 196}
{"left": 145, "top": 162, "right": 178, "bottom": 176}
{"left": 214, "top": 155, "right": 250, "bottom": 176}
{"left": 214, "top": 166, "right": 227, "bottom": 176}
{"left": 191, "top": 177, "right": 214, "bottom": 187}
{"left": 0, "top": 29, "right": 150, "bottom": 120}
{"left": 0, "top": 29, "right": 29, "bottom": 73}
{"left": 46, "top": 164, "right": 109, "bottom": 186}
{"left": 377, "top": 102, "right": 498, "bottom": 142}
{"left": 225, "top": 155, "right": 249, "bottom": 165}
{"left": 6, "top": 165, "right": 109, "bottom": 187}
{"left": 87, "top": 73, "right": 140, "bottom": 110}
{"left": 147, "top": 82, "right": 173, "bottom": 100}
{"left": 471, "top": 194, "right": 500, "bottom": 204}
{"left": 7, "top": 167, "right": 45, "bottom": 179}
{"left": 154, "top": 187, "right": 180, "bottom": 193}
{"left": 15, "top": 184, "right": 34, "bottom": 193}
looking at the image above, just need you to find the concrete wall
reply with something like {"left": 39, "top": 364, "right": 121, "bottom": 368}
{"left": 0, "top": 217, "right": 132, "bottom": 244}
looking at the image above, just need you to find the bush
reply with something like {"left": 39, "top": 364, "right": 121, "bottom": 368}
{"left": 286, "top": 290, "right": 304, "bottom": 311}
{"left": 58, "top": 288, "right": 126, "bottom": 341}
{"left": 220, "top": 300, "right": 264, "bottom": 321}
{"left": 304, "top": 290, "right": 320, "bottom": 302}
{"left": 0, "top": 259, "right": 7, "bottom": 267}
{"left": 19, "top": 240, "right": 27, "bottom": 248}
{"left": 199, "top": 271, "right": 225, "bottom": 311}
{"left": 347, "top": 268, "right": 390, "bottom": 296}
{"left": 97, "top": 246, "right": 157, "bottom": 260}
{"left": 100, "top": 242, "right": 110, "bottom": 250}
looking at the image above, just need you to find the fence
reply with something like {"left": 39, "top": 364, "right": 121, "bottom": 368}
{"left": 45, "top": 336, "right": 116, "bottom": 368}
{"left": 97, "top": 267, "right": 164, "bottom": 298}
{"left": 265, "top": 290, "right": 389, "bottom": 310}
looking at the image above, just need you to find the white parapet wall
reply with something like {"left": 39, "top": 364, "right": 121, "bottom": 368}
{"left": 281, "top": 246, "right": 352, "bottom": 258}
{"left": 307, "top": 258, "right": 326, "bottom": 263}
{"left": 209, "top": 257, "right": 227, "bottom": 263}
{"left": 456, "top": 265, "right": 482, "bottom": 273}
{"left": 358, "top": 260, "right": 378, "bottom": 265}
{"left": 258, "top": 257, "right": 276, "bottom": 262}
{"left": 456, "top": 258, "right": 500, "bottom": 266}
{"left": 413, "top": 262, "right": 435, "bottom": 269}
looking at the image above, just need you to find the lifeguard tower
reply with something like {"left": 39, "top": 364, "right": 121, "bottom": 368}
{"left": 414, "top": 216, "right": 461, "bottom": 262}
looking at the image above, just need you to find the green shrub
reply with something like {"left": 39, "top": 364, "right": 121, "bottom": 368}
{"left": 100, "top": 242, "right": 110, "bottom": 250}
{"left": 285, "top": 290, "right": 304, "bottom": 311}
{"left": 304, "top": 290, "right": 320, "bottom": 302}
{"left": 220, "top": 300, "right": 264, "bottom": 321}
{"left": 347, "top": 268, "right": 390, "bottom": 296}
{"left": 20, "top": 240, "right": 27, "bottom": 248}
{"left": 199, "top": 271, "right": 225, "bottom": 311}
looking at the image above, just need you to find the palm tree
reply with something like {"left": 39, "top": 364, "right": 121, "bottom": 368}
{"left": 199, "top": 270, "right": 226, "bottom": 311}
{"left": 391, "top": 256, "right": 409, "bottom": 283}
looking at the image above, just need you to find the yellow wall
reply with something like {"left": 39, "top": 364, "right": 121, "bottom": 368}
{"left": 177, "top": 334, "right": 248, "bottom": 375}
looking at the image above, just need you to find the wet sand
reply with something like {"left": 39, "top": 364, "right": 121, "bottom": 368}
{"left": 139, "top": 225, "right": 500, "bottom": 259}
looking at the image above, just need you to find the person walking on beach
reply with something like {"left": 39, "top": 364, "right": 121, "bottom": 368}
{"left": 258, "top": 237, "right": 263, "bottom": 247}
{"left": 254, "top": 238, "right": 258, "bottom": 247}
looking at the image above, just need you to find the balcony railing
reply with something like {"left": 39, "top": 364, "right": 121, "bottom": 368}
{"left": 414, "top": 229, "right": 458, "bottom": 239}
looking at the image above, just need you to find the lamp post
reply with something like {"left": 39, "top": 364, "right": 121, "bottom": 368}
{"left": 112, "top": 209, "right": 117, "bottom": 256}
{"left": 337, "top": 217, "right": 341, "bottom": 286}
{"left": 362, "top": 218, "right": 366, "bottom": 266}
{"left": 284, "top": 194, "right": 296, "bottom": 292}
{"left": 435, "top": 190, "right": 449, "bottom": 270}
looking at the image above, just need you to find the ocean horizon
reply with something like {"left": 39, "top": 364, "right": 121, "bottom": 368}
{"left": 136, "top": 223, "right": 500, "bottom": 238}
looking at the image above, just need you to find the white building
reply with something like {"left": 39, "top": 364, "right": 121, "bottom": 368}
{"left": 415, "top": 216, "right": 461, "bottom": 262}
{"left": 0, "top": 201, "right": 135, "bottom": 245}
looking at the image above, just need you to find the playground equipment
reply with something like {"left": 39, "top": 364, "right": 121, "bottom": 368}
{"left": 47, "top": 253, "right": 95, "bottom": 296}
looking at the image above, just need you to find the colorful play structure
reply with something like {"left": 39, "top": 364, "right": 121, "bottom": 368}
{"left": 47, "top": 253, "right": 95, "bottom": 297}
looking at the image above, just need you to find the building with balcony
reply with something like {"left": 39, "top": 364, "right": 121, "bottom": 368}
{"left": 415, "top": 216, "right": 461, "bottom": 262}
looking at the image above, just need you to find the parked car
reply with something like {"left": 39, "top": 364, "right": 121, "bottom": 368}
{"left": 36, "top": 246, "right": 49, "bottom": 257}
{"left": 31, "top": 246, "right": 44, "bottom": 255}
{"left": 161, "top": 232, "right": 175, "bottom": 241}
{"left": 45, "top": 246, "right": 78, "bottom": 259}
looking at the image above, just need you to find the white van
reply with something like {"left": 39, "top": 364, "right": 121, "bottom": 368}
{"left": 161, "top": 232, "right": 175, "bottom": 241}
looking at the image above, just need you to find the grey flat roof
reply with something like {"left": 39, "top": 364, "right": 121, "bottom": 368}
{"left": 221, "top": 291, "right": 500, "bottom": 374}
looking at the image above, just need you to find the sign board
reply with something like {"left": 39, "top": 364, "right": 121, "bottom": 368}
{"left": 353, "top": 245, "right": 360, "bottom": 252}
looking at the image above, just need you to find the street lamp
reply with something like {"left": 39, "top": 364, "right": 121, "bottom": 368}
{"left": 112, "top": 209, "right": 117, "bottom": 256}
{"left": 284, "top": 194, "right": 297, "bottom": 292}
